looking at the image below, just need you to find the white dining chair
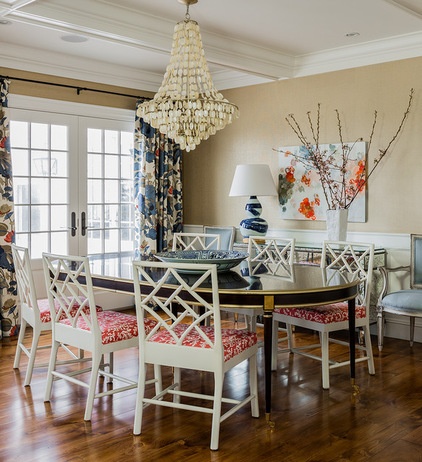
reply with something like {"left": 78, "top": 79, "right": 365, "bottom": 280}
{"left": 271, "top": 241, "right": 375, "bottom": 389}
{"left": 225, "top": 237, "right": 295, "bottom": 333}
{"left": 132, "top": 259, "right": 259, "bottom": 451}
{"left": 12, "top": 244, "right": 90, "bottom": 386}
{"left": 42, "top": 252, "right": 161, "bottom": 421}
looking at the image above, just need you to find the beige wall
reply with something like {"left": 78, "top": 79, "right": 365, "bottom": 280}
{"left": 2, "top": 60, "right": 421, "bottom": 235}
{"left": 183, "top": 57, "right": 422, "bottom": 235}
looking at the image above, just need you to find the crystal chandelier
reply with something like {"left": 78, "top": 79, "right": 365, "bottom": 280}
{"left": 136, "top": 0, "right": 239, "bottom": 152}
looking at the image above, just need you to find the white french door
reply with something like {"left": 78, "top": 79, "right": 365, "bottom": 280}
{"left": 9, "top": 96, "right": 135, "bottom": 259}
{"left": 80, "top": 117, "right": 135, "bottom": 256}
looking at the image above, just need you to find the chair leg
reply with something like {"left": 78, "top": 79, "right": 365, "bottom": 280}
{"left": 286, "top": 323, "right": 294, "bottom": 351}
{"left": 107, "top": 352, "right": 114, "bottom": 384}
{"left": 173, "top": 367, "right": 181, "bottom": 403}
{"left": 321, "top": 332, "right": 330, "bottom": 390}
{"left": 84, "top": 353, "right": 103, "bottom": 421}
{"left": 249, "top": 354, "right": 259, "bottom": 418}
{"left": 210, "top": 371, "right": 223, "bottom": 451}
{"left": 133, "top": 362, "right": 147, "bottom": 436}
{"left": 44, "top": 340, "right": 60, "bottom": 402}
{"left": 23, "top": 327, "right": 42, "bottom": 386}
{"left": 377, "top": 310, "right": 385, "bottom": 352}
{"left": 154, "top": 364, "right": 162, "bottom": 395}
{"left": 249, "top": 315, "right": 257, "bottom": 332}
{"left": 13, "top": 319, "right": 27, "bottom": 369}
{"left": 362, "top": 325, "right": 375, "bottom": 375}
{"left": 410, "top": 316, "right": 415, "bottom": 347}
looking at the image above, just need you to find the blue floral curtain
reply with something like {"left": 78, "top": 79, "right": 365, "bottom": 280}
{"left": 134, "top": 103, "right": 183, "bottom": 258}
{"left": 0, "top": 78, "right": 18, "bottom": 339}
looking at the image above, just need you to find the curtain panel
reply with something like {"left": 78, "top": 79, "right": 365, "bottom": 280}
{"left": 0, "top": 78, "right": 18, "bottom": 339}
{"left": 134, "top": 108, "right": 183, "bottom": 258}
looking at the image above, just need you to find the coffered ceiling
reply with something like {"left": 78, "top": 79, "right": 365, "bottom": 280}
{"left": 1, "top": 0, "right": 422, "bottom": 91}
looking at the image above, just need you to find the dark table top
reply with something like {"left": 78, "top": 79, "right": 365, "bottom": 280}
{"left": 87, "top": 252, "right": 358, "bottom": 309}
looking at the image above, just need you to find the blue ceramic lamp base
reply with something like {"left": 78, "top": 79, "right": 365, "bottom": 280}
{"left": 239, "top": 195, "right": 268, "bottom": 238}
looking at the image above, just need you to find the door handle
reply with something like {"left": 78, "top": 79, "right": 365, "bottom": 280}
{"left": 69, "top": 212, "right": 77, "bottom": 237}
{"left": 81, "top": 211, "right": 92, "bottom": 236}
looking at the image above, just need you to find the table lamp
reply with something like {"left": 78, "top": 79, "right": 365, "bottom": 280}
{"left": 229, "top": 164, "right": 277, "bottom": 239}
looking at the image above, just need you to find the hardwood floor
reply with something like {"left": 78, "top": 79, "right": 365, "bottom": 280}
{"left": 1, "top": 318, "right": 422, "bottom": 462}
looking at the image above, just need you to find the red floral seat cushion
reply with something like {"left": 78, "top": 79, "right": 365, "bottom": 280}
{"left": 38, "top": 298, "right": 103, "bottom": 323}
{"left": 274, "top": 302, "right": 366, "bottom": 324}
{"left": 148, "top": 324, "right": 257, "bottom": 361}
{"left": 60, "top": 311, "right": 157, "bottom": 344}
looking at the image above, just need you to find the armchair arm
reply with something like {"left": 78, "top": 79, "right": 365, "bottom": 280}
{"left": 377, "top": 265, "right": 411, "bottom": 304}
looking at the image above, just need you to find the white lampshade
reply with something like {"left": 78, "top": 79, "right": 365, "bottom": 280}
{"left": 229, "top": 164, "right": 277, "bottom": 197}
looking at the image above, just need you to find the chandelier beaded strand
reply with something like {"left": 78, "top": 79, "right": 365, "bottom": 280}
{"left": 136, "top": 0, "right": 239, "bottom": 152}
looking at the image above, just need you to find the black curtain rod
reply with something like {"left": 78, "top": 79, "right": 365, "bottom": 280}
{"left": 1, "top": 75, "right": 150, "bottom": 101}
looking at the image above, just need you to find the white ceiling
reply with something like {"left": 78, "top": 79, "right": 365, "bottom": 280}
{"left": 1, "top": 0, "right": 422, "bottom": 92}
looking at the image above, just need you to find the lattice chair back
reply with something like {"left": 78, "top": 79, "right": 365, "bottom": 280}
{"left": 172, "top": 232, "right": 221, "bottom": 251}
{"left": 12, "top": 244, "right": 40, "bottom": 321}
{"left": 322, "top": 241, "right": 375, "bottom": 311}
{"left": 42, "top": 253, "right": 101, "bottom": 343}
{"left": 248, "top": 237, "right": 296, "bottom": 277}
{"left": 133, "top": 261, "right": 224, "bottom": 365}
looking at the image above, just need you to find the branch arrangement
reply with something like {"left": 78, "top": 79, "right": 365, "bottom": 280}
{"left": 275, "top": 88, "right": 414, "bottom": 210}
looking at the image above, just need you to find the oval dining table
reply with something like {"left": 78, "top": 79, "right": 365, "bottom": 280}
{"left": 86, "top": 252, "right": 360, "bottom": 424}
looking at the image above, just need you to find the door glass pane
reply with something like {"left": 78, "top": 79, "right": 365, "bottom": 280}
{"left": 10, "top": 121, "right": 29, "bottom": 148}
{"left": 31, "top": 233, "right": 49, "bottom": 259}
{"left": 50, "top": 231, "right": 68, "bottom": 254}
{"left": 31, "top": 206, "right": 49, "bottom": 232}
{"left": 32, "top": 151, "right": 50, "bottom": 176}
{"left": 104, "top": 180, "right": 119, "bottom": 203}
{"left": 31, "top": 178, "right": 49, "bottom": 204}
{"left": 51, "top": 205, "right": 68, "bottom": 231}
{"left": 11, "top": 149, "right": 29, "bottom": 175}
{"left": 105, "top": 130, "right": 119, "bottom": 154}
{"left": 51, "top": 179, "right": 67, "bottom": 204}
{"left": 88, "top": 128, "right": 102, "bottom": 152}
{"left": 88, "top": 179, "right": 103, "bottom": 203}
{"left": 51, "top": 125, "right": 67, "bottom": 150}
{"left": 88, "top": 154, "right": 102, "bottom": 178}
{"left": 105, "top": 155, "right": 119, "bottom": 178}
{"left": 31, "top": 123, "right": 49, "bottom": 149}
{"left": 104, "top": 229, "right": 119, "bottom": 252}
{"left": 104, "top": 204, "right": 119, "bottom": 228}
{"left": 15, "top": 205, "right": 30, "bottom": 232}
{"left": 87, "top": 229, "right": 103, "bottom": 254}
{"left": 88, "top": 204, "right": 103, "bottom": 229}
{"left": 51, "top": 151, "right": 68, "bottom": 177}
{"left": 13, "top": 177, "right": 29, "bottom": 204}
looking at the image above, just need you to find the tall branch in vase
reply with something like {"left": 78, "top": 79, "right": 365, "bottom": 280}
{"left": 275, "top": 88, "right": 414, "bottom": 211}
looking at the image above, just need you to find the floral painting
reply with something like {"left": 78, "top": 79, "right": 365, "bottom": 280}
{"left": 278, "top": 142, "right": 366, "bottom": 222}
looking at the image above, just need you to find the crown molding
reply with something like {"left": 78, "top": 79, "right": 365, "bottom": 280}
{"left": 0, "top": 43, "right": 161, "bottom": 92}
{"left": 294, "top": 31, "right": 422, "bottom": 77}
